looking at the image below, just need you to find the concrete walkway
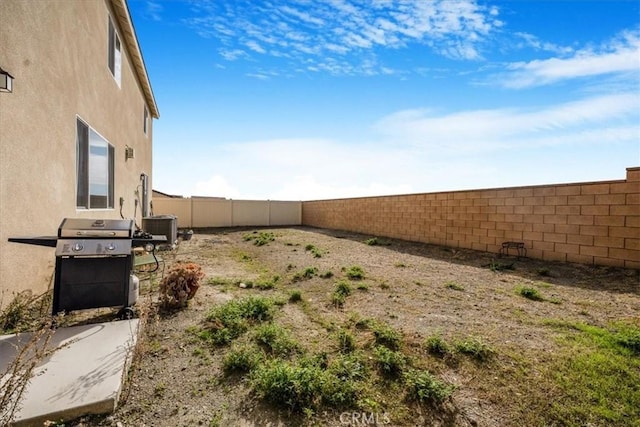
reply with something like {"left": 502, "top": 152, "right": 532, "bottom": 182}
{"left": 0, "top": 319, "right": 139, "bottom": 426}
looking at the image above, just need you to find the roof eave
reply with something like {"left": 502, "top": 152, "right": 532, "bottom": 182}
{"left": 110, "top": 0, "right": 159, "bottom": 119}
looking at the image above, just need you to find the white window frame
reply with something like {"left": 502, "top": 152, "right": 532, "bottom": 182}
{"left": 108, "top": 15, "right": 122, "bottom": 87}
{"left": 144, "top": 105, "right": 149, "bottom": 136}
{"left": 76, "top": 117, "right": 115, "bottom": 210}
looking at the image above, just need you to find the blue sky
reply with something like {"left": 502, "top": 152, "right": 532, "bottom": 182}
{"left": 129, "top": 0, "right": 640, "bottom": 200}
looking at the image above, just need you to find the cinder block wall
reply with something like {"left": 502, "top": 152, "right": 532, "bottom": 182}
{"left": 302, "top": 167, "right": 640, "bottom": 269}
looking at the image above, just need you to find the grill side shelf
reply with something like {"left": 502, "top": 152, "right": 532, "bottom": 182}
{"left": 8, "top": 237, "right": 58, "bottom": 248}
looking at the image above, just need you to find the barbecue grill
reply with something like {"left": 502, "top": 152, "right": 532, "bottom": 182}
{"left": 9, "top": 218, "right": 166, "bottom": 319}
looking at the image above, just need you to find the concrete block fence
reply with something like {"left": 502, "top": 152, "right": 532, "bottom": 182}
{"left": 301, "top": 167, "right": 640, "bottom": 269}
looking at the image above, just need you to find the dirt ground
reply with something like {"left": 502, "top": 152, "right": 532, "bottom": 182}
{"left": 71, "top": 226, "right": 638, "bottom": 427}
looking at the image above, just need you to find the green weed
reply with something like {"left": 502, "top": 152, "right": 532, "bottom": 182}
{"left": 222, "top": 344, "right": 264, "bottom": 374}
{"left": 200, "top": 296, "right": 275, "bottom": 345}
{"left": 487, "top": 261, "right": 515, "bottom": 272}
{"left": 253, "top": 323, "right": 301, "bottom": 356}
{"left": 292, "top": 267, "right": 318, "bottom": 282}
{"left": 373, "top": 345, "right": 406, "bottom": 377}
{"left": 331, "top": 281, "right": 352, "bottom": 307}
{"left": 344, "top": 265, "right": 365, "bottom": 280}
{"left": 289, "top": 290, "right": 303, "bottom": 303}
{"left": 444, "top": 281, "right": 464, "bottom": 291}
{"left": 517, "top": 286, "right": 544, "bottom": 301}
{"left": 336, "top": 329, "right": 356, "bottom": 353}
{"left": 364, "top": 237, "right": 379, "bottom": 246}
{"left": 404, "top": 369, "right": 454, "bottom": 403}
{"left": 255, "top": 275, "right": 280, "bottom": 290}
{"left": 424, "top": 335, "right": 452, "bottom": 357}
{"left": 319, "top": 271, "right": 334, "bottom": 279}
{"left": 454, "top": 337, "right": 494, "bottom": 361}
{"left": 372, "top": 322, "right": 402, "bottom": 350}
{"left": 250, "top": 360, "right": 320, "bottom": 411}
{"left": 243, "top": 231, "right": 275, "bottom": 246}
{"left": 305, "top": 244, "right": 325, "bottom": 258}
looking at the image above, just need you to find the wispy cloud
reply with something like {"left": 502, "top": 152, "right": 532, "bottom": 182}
{"left": 144, "top": 1, "right": 163, "bottom": 22}
{"left": 497, "top": 29, "right": 640, "bottom": 88}
{"left": 374, "top": 93, "right": 640, "bottom": 152}
{"left": 185, "top": 0, "right": 503, "bottom": 76}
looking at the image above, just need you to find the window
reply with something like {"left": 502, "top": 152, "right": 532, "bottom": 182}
{"left": 108, "top": 16, "right": 121, "bottom": 86}
{"left": 76, "top": 119, "right": 114, "bottom": 209}
{"left": 144, "top": 105, "right": 149, "bottom": 135}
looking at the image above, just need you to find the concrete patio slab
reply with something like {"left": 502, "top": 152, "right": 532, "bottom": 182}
{"left": 0, "top": 320, "right": 139, "bottom": 426}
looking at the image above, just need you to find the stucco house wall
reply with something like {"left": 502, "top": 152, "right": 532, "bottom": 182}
{"left": 0, "top": 0, "right": 159, "bottom": 306}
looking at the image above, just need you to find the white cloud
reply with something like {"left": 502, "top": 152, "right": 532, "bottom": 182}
{"left": 186, "top": 0, "right": 502, "bottom": 75}
{"left": 245, "top": 40, "right": 266, "bottom": 54}
{"left": 374, "top": 93, "right": 640, "bottom": 152}
{"left": 144, "top": 1, "right": 163, "bottom": 22}
{"left": 219, "top": 48, "right": 249, "bottom": 61}
{"left": 499, "top": 30, "right": 640, "bottom": 88}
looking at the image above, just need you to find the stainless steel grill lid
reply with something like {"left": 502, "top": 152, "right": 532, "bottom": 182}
{"left": 58, "top": 218, "right": 134, "bottom": 238}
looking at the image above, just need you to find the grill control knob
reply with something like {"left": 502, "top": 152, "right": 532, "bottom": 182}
{"left": 72, "top": 242, "right": 84, "bottom": 252}
{"left": 106, "top": 243, "right": 116, "bottom": 251}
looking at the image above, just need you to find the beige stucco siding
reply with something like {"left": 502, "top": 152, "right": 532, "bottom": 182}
{"left": 0, "top": 0, "right": 156, "bottom": 303}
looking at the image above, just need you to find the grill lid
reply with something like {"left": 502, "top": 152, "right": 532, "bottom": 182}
{"left": 58, "top": 218, "right": 134, "bottom": 238}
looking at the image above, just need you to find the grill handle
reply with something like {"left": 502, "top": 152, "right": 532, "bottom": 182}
{"left": 75, "top": 231, "right": 117, "bottom": 237}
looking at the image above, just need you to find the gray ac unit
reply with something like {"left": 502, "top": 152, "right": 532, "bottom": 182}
{"left": 142, "top": 215, "right": 178, "bottom": 247}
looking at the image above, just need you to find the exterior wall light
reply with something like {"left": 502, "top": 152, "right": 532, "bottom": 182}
{"left": 0, "top": 67, "right": 14, "bottom": 93}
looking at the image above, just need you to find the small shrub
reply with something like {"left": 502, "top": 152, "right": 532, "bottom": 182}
{"left": 444, "top": 281, "right": 464, "bottom": 291}
{"left": 487, "top": 261, "right": 515, "bottom": 272}
{"left": 331, "top": 292, "right": 346, "bottom": 307}
{"left": 1, "top": 290, "right": 51, "bottom": 333}
{"left": 159, "top": 262, "right": 205, "bottom": 309}
{"left": 356, "top": 283, "right": 369, "bottom": 291}
{"left": 292, "top": 267, "right": 318, "bottom": 282}
{"left": 394, "top": 262, "right": 407, "bottom": 268}
{"left": 250, "top": 360, "right": 320, "bottom": 411}
{"left": 364, "top": 237, "right": 378, "bottom": 246}
{"left": 373, "top": 345, "right": 406, "bottom": 377}
{"left": 254, "top": 323, "right": 300, "bottom": 356}
{"left": 424, "top": 335, "right": 451, "bottom": 357}
{"left": 454, "top": 337, "right": 494, "bottom": 361}
{"left": 331, "top": 281, "right": 352, "bottom": 307}
{"left": 319, "top": 368, "right": 359, "bottom": 407}
{"left": 256, "top": 275, "right": 280, "bottom": 290}
{"left": 289, "top": 290, "right": 302, "bottom": 303}
{"left": 517, "top": 286, "right": 544, "bottom": 301}
{"left": 372, "top": 322, "right": 402, "bottom": 350}
{"left": 305, "top": 244, "right": 325, "bottom": 258}
{"left": 404, "top": 369, "right": 454, "bottom": 403}
{"left": 319, "top": 271, "right": 334, "bottom": 279}
{"left": 336, "top": 329, "right": 356, "bottom": 353}
{"left": 335, "top": 281, "right": 352, "bottom": 297}
{"left": 223, "top": 345, "right": 264, "bottom": 373}
{"left": 202, "top": 296, "right": 275, "bottom": 345}
{"left": 329, "top": 352, "right": 368, "bottom": 381}
{"left": 244, "top": 231, "right": 275, "bottom": 246}
{"left": 344, "top": 265, "right": 365, "bottom": 280}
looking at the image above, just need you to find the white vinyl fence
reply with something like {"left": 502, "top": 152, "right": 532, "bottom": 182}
{"left": 151, "top": 197, "right": 302, "bottom": 228}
